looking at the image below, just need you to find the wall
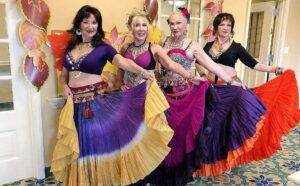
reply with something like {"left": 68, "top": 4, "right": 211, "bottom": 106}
{"left": 282, "top": 0, "right": 300, "bottom": 99}
{"left": 282, "top": 0, "right": 300, "bottom": 72}
{"left": 47, "top": 0, "right": 143, "bottom": 33}
{"left": 42, "top": 0, "right": 144, "bottom": 166}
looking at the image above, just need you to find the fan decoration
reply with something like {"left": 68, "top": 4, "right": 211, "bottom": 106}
{"left": 202, "top": 0, "right": 224, "bottom": 42}
{"left": 103, "top": 26, "right": 127, "bottom": 51}
{"left": 47, "top": 32, "right": 71, "bottom": 71}
{"left": 18, "top": 0, "right": 50, "bottom": 91}
{"left": 102, "top": 26, "right": 127, "bottom": 90}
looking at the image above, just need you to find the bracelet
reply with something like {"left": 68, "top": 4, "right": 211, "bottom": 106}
{"left": 200, "top": 73, "right": 206, "bottom": 77}
{"left": 275, "top": 67, "right": 283, "bottom": 76}
{"left": 187, "top": 74, "right": 195, "bottom": 81}
{"left": 140, "top": 69, "right": 147, "bottom": 78}
{"left": 226, "top": 79, "right": 234, "bottom": 85}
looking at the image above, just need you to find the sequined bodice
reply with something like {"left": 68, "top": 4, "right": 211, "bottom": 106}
{"left": 160, "top": 48, "right": 193, "bottom": 87}
{"left": 168, "top": 48, "right": 192, "bottom": 70}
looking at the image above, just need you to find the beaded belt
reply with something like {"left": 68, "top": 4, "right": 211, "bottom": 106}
{"left": 70, "top": 81, "right": 108, "bottom": 104}
{"left": 70, "top": 81, "right": 108, "bottom": 119}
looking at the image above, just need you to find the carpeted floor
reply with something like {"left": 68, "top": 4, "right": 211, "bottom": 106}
{"left": 3, "top": 124, "right": 300, "bottom": 186}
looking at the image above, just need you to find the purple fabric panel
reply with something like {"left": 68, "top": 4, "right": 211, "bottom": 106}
{"left": 198, "top": 85, "right": 266, "bottom": 164}
{"left": 163, "top": 81, "right": 209, "bottom": 166}
{"left": 73, "top": 81, "right": 147, "bottom": 158}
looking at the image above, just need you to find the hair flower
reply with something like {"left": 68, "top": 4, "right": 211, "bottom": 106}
{"left": 178, "top": 7, "right": 190, "bottom": 24}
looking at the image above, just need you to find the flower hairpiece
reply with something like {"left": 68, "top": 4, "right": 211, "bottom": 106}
{"left": 178, "top": 7, "right": 190, "bottom": 24}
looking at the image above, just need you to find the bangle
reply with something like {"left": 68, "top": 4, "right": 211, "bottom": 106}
{"left": 140, "top": 69, "right": 147, "bottom": 78}
{"left": 226, "top": 79, "right": 234, "bottom": 85}
{"left": 275, "top": 67, "right": 283, "bottom": 76}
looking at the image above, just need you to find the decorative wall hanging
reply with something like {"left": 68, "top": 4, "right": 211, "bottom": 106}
{"left": 102, "top": 26, "right": 127, "bottom": 90}
{"left": 18, "top": 0, "right": 50, "bottom": 91}
{"left": 144, "top": 0, "right": 161, "bottom": 44}
{"left": 202, "top": 0, "right": 223, "bottom": 42}
{"left": 144, "top": 0, "right": 158, "bottom": 23}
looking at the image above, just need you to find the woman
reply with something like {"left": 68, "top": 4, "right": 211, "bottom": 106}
{"left": 137, "top": 9, "right": 266, "bottom": 186}
{"left": 201, "top": 12, "right": 283, "bottom": 83}
{"left": 50, "top": 5, "right": 175, "bottom": 186}
{"left": 195, "top": 13, "right": 300, "bottom": 176}
{"left": 118, "top": 9, "right": 203, "bottom": 90}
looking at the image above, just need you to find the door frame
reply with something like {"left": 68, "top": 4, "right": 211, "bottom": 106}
{"left": 241, "top": 0, "right": 290, "bottom": 85}
{"left": 0, "top": 0, "right": 45, "bottom": 184}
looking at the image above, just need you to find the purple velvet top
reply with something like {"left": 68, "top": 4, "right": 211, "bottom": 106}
{"left": 63, "top": 44, "right": 118, "bottom": 75}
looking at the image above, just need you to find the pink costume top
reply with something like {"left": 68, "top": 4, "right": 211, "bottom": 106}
{"left": 123, "top": 42, "right": 156, "bottom": 86}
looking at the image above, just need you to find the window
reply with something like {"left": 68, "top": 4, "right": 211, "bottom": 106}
{"left": 247, "top": 12, "right": 264, "bottom": 58}
{"left": 0, "top": 1, "right": 14, "bottom": 111}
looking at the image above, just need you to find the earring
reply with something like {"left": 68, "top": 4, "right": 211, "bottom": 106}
{"left": 183, "top": 30, "right": 187, "bottom": 36}
{"left": 76, "top": 29, "right": 82, "bottom": 36}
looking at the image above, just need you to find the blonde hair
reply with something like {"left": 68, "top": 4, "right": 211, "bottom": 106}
{"left": 168, "top": 11, "right": 188, "bottom": 24}
{"left": 126, "top": 9, "right": 151, "bottom": 27}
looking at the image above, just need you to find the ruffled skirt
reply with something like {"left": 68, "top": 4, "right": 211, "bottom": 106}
{"left": 195, "top": 85, "right": 266, "bottom": 176}
{"left": 141, "top": 81, "right": 209, "bottom": 186}
{"left": 233, "top": 70, "right": 300, "bottom": 165}
{"left": 51, "top": 80, "right": 174, "bottom": 186}
{"left": 196, "top": 70, "right": 300, "bottom": 176}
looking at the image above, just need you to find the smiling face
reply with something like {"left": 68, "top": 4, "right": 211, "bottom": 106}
{"left": 130, "top": 15, "right": 149, "bottom": 44}
{"left": 79, "top": 14, "right": 98, "bottom": 42}
{"left": 168, "top": 12, "right": 187, "bottom": 38}
{"left": 217, "top": 19, "right": 233, "bottom": 38}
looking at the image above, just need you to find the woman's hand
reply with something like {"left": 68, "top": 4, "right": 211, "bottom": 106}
{"left": 189, "top": 76, "right": 206, "bottom": 85}
{"left": 275, "top": 67, "right": 284, "bottom": 76}
{"left": 63, "top": 84, "right": 73, "bottom": 98}
{"left": 120, "top": 84, "right": 133, "bottom": 91}
{"left": 141, "top": 70, "right": 155, "bottom": 80}
{"left": 230, "top": 80, "right": 247, "bottom": 89}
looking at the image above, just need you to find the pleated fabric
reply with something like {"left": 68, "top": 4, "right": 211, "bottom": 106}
{"left": 195, "top": 70, "right": 300, "bottom": 176}
{"left": 51, "top": 80, "right": 174, "bottom": 186}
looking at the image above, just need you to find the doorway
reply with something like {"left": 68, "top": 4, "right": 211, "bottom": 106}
{"left": 243, "top": 0, "right": 277, "bottom": 87}
{"left": 0, "top": 0, "right": 45, "bottom": 184}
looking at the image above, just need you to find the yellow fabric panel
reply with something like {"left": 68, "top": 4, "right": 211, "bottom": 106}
{"left": 51, "top": 97, "right": 79, "bottom": 182}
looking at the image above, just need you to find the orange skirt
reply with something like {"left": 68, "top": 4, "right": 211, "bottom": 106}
{"left": 196, "top": 70, "right": 300, "bottom": 176}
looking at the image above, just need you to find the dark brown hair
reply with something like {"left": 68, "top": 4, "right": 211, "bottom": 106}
{"left": 66, "top": 5, "right": 105, "bottom": 52}
{"left": 213, "top": 13, "right": 235, "bottom": 36}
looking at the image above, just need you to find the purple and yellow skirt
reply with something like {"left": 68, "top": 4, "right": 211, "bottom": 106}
{"left": 51, "top": 80, "right": 174, "bottom": 186}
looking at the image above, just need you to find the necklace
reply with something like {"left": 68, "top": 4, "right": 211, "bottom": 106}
{"left": 168, "top": 35, "right": 185, "bottom": 49}
{"left": 78, "top": 42, "right": 92, "bottom": 56}
{"left": 215, "top": 36, "right": 231, "bottom": 52}
{"left": 128, "top": 40, "right": 148, "bottom": 59}
{"left": 70, "top": 41, "right": 92, "bottom": 78}
{"left": 209, "top": 36, "right": 231, "bottom": 60}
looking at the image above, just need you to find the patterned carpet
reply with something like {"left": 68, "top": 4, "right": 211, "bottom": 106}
{"left": 3, "top": 124, "right": 300, "bottom": 186}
